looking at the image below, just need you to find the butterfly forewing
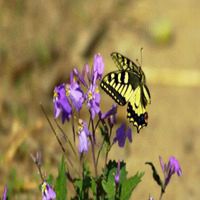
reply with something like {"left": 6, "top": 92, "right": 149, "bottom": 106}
{"left": 111, "top": 52, "right": 142, "bottom": 78}
{"left": 100, "top": 71, "right": 133, "bottom": 106}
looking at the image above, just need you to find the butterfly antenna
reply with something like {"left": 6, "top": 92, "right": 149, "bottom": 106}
{"left": 136, "top": 58, "right": 141, "bottom": 68}
{"left": 140, "top": 47, "right": 143, "bottom": 67}
{"left": 136, "top": 47, "right": 143, "bottom": 67}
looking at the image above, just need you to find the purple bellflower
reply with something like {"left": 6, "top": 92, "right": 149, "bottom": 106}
{"left": 78, "top": 119, "right": 90, "bottom": 153}
{"left": 100, "top": 104, "right": 117, "bottom": 128}
{"left": 92, "top": 53, "right": 104, "bottom": 83}
{"left": 113, "top": 124, "right": 132, "bottom": 148}
{"left": 115, "top": 160, "right": 120, "bottom": 186}
{"left": 2, "top": 186, "right": 7, "bottom": 200}
{"left": 100, "top": 104, "right": 117, "bottom": 120}
{"left": 73, "top": 54, "right": 104, "bottom": 88}
{"left": 159, "top": 156, "right": 182, "bottom": 188}
{"left": 73, "top": 67, "right": 88, "bottom": 87}
{"left": 41, "top": 181, "right": 56, "bottom": 200}
{"left": 66, "top": 72, "right": 84, "bottom": 112}
{"left": 85, "top": 55, "right": 103, "bottom": 119}
{"left": 108, "top": 114, "right": 117, "bottom": 128}
{"left": 86, "top": 84, "right": 101, "bottom": 119}
{"left": 53, "top": 83, "right": 72, "bottom": 123}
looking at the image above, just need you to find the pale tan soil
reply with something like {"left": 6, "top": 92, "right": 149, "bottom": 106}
{"left": 0, "top": 0, "right": 200, "bottom": 199}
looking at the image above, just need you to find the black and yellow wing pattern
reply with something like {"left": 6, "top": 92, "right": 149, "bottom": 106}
{"left": 100, "top": 52, "right": 151, "bottom": 133}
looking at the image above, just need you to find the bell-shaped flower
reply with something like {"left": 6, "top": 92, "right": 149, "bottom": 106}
{"left": 2, "top": 186, "right": 7, "bottom": 200}
{"left": 100, "top": 104, "right": 117, "bottom": 120}
{"left": 100, "top": 104, "right": 117, "bottom": 128}
{"left": 53, "top": 83, "right": 72, "bottom": 123}
{"left": 73, "top": 67, "right": 88, "bottom": 87}
{"left": 41, "top": 181, "right": 56, "bottom": 200}
{"left": 86, "top": 84, "right": 100, "bottom": 119}
{"left": 159, "top": 156, "right": 182, "bottom": 187}
{"left": 92, "top": 53, "right": 104, "bottom": 83}
{"left": 113, "top": 124, "right": 132, "bottom": 147}
{"left": 115, "top": 160, "right": 120, "bottom": 186}
{"left": 78, "top": 119, "right": 90, "bottom": 153}
{"left": 66, "top": 72, "right": 84, "bottom": 112}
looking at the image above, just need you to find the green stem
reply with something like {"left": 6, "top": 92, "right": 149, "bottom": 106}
{"left": 90, "top": 115, "right": 96, "bottom": 144}
{"left": 88, "top": 112, "right": 98, "bottom": 176}
{"left": 94, "top": 118, "right": 100, "bottom": 133}
{"left": 104, "top": 127, "right": 113, "bottom": 167}
{"left": 40, "top": 104, "right": 66, "bottom": 154}
{"left": 54, "top": 119, "right": 77, "bottom": 157}
{"left": 89, "top": 135, "right": 97, "bottom": 176}
{"left": 159, "top": 188, "right": 165, "bottom": 200}
{"left": 71, "top": 109, "right": 76, "bottom": 142}
{"left": 40, "top": 104, "right": 76, "bottom": 171}
{"left": 37, "top": 163, "right": 44, "bottom": 182}
{"left": 96, "top": 137, "right": 105, "bottom": 167}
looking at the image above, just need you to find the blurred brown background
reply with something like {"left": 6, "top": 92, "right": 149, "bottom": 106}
{"left": 0, "top": 0, "right": 200, "bottom": 199}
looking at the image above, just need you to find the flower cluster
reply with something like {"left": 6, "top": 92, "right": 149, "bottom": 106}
{"left": 53, "top": 54, "right": 132, "bottom": 153}
{"left": 53, "top": 54, "right": 104, "bottom": 123}
{"left": 159, "top": 156, "right": 182, "bottom": 188}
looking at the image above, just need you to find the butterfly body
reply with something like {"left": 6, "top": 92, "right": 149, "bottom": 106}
{"left": 100, "top": 52, "right": 151, "bottom": 133}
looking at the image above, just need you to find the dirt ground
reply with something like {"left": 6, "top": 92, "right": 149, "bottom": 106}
{"left": 0, "top": 0, "right": 200, "bottom": 199}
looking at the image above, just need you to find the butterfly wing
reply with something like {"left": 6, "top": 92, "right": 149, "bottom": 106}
{"left": 111, "top": 52, "right": 142, "bottom": 79}
{"left": 100, "top": 70, "right": 140, "bottom": 106}
{"left": 127, "top": 84, "right": 151, "bottom": 133}
{"left": 101, "top": 52, "right": 151, "bottom": 132}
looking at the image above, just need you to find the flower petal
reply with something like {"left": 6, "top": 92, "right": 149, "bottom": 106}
{"left": 42, "top": 181, "right": 56, "bottom": 200}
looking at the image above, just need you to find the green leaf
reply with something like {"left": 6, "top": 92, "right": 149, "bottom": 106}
{"left": 91, "top": 177, "right": 97, "bottom": 197}
{"left": 74, "top": 178, "right": 83, "bottom": 197}
{"left": 73, "top": 164, "right": 92, "bottom": 199}
{"left": 102, "top": 160, "right": 118, "bottom": 199}
{"left": 55, "top": 155, "right": 67, "bottom": 200}
{"left": 90, "top": 175, "right": 108, "bottom": 200}
{"left": 145, "top": 162, "right": 163, "bottom": 189}
{"left": 102, "top": 179, "right": 115, "bottom": 199}
{"left": 46, "top": 174, "right": 54, "bottom": 185}
{"left": 102, "top": 160, "right": 144, "bottom": 200}
{"left": 120, "top": 172, "right": 144, "bottom": 200}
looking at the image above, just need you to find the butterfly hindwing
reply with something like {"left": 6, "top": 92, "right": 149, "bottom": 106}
{"left": 127, "top": 85, "right": 150, "bottom": 133}
{"left": 141, "top": 84, "right": 151, "bottom": 106}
